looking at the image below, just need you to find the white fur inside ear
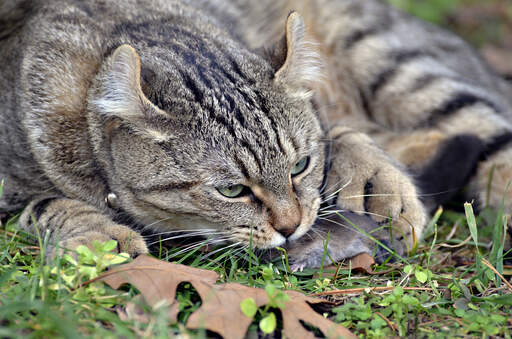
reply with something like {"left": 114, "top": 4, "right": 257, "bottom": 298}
{"left": 92, "top": 45, "right": 144, "bottom": 118}
{"left": 275, "top": 12, "right": 324, "bottom": 99}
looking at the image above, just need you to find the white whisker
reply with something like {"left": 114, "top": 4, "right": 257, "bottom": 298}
{"left": 318, "top": 209, "right": 389, "bottom": 221}
{"left": 321, "top": 177, "right": 353, "bottom": 202}
{"left": 142, "top": 217, "right": 176, "bottom": 229}
{"left": 147, "top": 232, "right": 226, "bottom": 246}
{"left": 310, "top": 228, "right": 326, "bottom": 240}
{"left": 166, "top": 237, "right": 235, "bottom": 258}
{"left": 200, "top": 242, "right": 243, "bottom": 260}
{"left": 338, "top": 189, "right": 456, "bottom": 200}
{"left": 318, "top": 203, "right": 340, "bottom": 211}
{"left": 147, "top": 228, "right": 217, "bottom": 237}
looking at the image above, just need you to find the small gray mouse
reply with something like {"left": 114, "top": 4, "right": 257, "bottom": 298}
{"left": 284, "top": 212, "right": 405, "bottom": 271}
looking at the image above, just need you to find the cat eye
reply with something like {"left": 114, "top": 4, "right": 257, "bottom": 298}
{"left": 291, "top": 156, "right": 310, "bottom": 176}
{"left": 216, "top": 184, "right": 247, "bottom": 198}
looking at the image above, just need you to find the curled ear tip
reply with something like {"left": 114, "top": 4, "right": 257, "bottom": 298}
{"left": 113, "top": 44, "right": 139, "bottom": 61}
{"left": 287, "top": 11, "right": 304, "bottom": 26}
{"left": 287, "top": 11, "right": 301, "bottom": 20}
{"left": 115, "top": 44, "right": 136, "bottom": 52}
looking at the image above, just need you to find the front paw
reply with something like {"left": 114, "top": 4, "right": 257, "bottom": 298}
{"left": 101, "top": 224, "right": 149, "bottom": 257}
{"left": 51, "top": 226, "right": 148, "bottom": 259}
{"left": 327, "top": 127, "right": 427, "bottom": 249}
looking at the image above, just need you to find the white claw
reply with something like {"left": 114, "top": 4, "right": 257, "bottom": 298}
{"left": 290, "top": 264, "right": 305, "bottom": 273}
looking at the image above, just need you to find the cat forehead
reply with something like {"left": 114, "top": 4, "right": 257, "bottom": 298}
{"left": 141, "top": 58, "right": 320, "bottom": 145}
{"left": 146, "top": 90, "right": 321, "bottom": 182}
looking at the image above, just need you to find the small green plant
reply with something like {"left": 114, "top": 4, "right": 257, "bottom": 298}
{"left": 404, "top": 264, "right": 433, "bottom": 284}
{"left": 240, "top": 283, "right": 290, "bottom": 334}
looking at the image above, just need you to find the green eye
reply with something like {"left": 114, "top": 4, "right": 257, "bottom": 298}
{"left": 291, "top": 156, "right": 309, "bottom": 176}
{"left": 216, "top": 184, "right": 246, "bottom": 198}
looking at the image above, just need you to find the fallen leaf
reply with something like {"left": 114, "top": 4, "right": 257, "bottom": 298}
{"left": 349, "top": 252, "right": 375, "bottom": 273}
{"left": 314, "top": 252, "right": 376, "bottom": 278}
{"left": 91, "top": 254, "right": 218, "bottom": 321}
{"left": 88, "top": 255, "right": 355, "bottom": 338}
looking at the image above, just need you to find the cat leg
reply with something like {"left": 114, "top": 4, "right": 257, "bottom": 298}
{"left": 19, "top": 196, "right": 148, "bottom": 257}
{"left": 372, "top": 105, "right": 512, "bottom": 214}
{"left": 325, "top": 126, "right": 427, "bottom": 250}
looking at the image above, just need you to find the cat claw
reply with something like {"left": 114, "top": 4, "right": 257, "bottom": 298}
{"left": 290, "top": 263, "right": 305, "bottom": 273}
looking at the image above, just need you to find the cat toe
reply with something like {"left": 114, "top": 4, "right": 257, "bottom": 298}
{"left": 290, "top": 263, "right": 305, "bottom": 273}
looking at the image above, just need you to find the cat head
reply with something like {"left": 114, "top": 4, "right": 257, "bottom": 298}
{"left": 88, "top": 12, "right": 326, "bottom": 249}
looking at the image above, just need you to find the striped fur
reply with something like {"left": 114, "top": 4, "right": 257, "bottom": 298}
{"left": 0, "top": 0, "right": 510, "bottom": 265}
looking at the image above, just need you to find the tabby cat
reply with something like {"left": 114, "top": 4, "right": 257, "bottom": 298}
{"left": 1, "top": 0, "right": 511, "bottom": 268}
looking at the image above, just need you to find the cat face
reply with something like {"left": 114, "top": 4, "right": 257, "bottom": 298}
{"left": 88, "top": 13, "right": 325, "bottom": 248}
{"left": 107, "top": 88, "right": 325, "bottom": 248}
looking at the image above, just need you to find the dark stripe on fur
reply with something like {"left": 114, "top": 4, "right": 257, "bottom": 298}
{"left": 344, "top": 27, "right": 381, "bottom": 49}
{"left": 370, "top": 50, "right": 433, "bottom": 97}
{"left": 393, "top": 50, "right": 431, "bottom": 63}
{"left": 481, "top": 131, "right": 512, "bottom": 161}
{"left": 32, "top": 197, "right": 58, "bottom": 220}
{"left": 426, "top": 92, "right": 501, "bottom": 126}
{"left": 369, "top": 68, "right": 396, "bottom": 97}
{"left": 344, "top": 12, "right": 393, "bottom": 50}
{"left": 132, "top": 181, "right": 200, "bottom": 194}
{"left": 253, "top": 89, "right": 289, "bottom": 157}
{"left": 363, "top": 180, "right": 374, "bottom": 213}
{"left": 416, "top": 134, "right": 485, "bottom": 212}
{"left": 241, "top": 140, "right": 264, "bottom": 174}
{"left": 359, "top": 88, "right": 373, "bottom": 120}
{"left": 234, "top": 154, "right": 251, "bottom": 178}
{"left": 410, "top": 74, "right": 441, "bottom": 93}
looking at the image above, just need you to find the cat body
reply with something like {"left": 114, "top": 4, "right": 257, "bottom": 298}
{"left": 1, "top": 0, "right": 510, "bottom": 265}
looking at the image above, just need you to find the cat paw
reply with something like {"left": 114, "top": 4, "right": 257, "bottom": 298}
{"left": 327, "top": 127, "right": 427, "bottom": 249}
{"left": 50, "top": 226, "right": 148, "bottom": 259}
{"left": 104, "top": 225, "right": 149, "bottom": 257}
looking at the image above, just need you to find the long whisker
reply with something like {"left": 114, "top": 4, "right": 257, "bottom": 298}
{"left": 148, "top": 231, "right": 225, "bottom": 242}
{"left": 318, "top": 209, "right": 391, "bottom": 221}
{"left": 318, "top": 203, "right": 339, "bottom": 211}
{"left": 310, "top": 228, "right": 326, "bottom": 241}
{"left": 200, "top": 241, "right": 243, "bottom": 260}
{"left": 231, "top": 245, "right": 250, "bottom": 258}
{"left": 164, "top": 240, "right": 211, "bottom": 258}
{"left": 166, "top": 237, "right": 235, "bottom": 258}
{"left": 317, "top": 216, "right": 370, "bottom": 235}
{"left": 321, "top": 176, "right": 352, "bottom": 196}
{"left": 144, "top": 229, "right": 218, "bottom": 238}
{"left": 316, "top": 216, "right": 354, "bottom": 232}
{"left": 147, "top": 232, "right": 226, "bottom": 246}
{"left": 321, "top": 177, "right": 353, "bottom": 203}
{"left": 142, "top": 216, "right": 177, "bottom": 230}
{"left": 337, "top": 189, "right": 458, "bottom": 200}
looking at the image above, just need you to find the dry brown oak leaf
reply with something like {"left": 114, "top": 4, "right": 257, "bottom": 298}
{"left": 91, "top": 254, "right": 356, "bottom": 339}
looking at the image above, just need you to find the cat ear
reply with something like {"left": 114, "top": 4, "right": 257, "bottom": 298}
{"left": 273, "top": 12, "right": 324, "bottom": 98}
{"left": 92, "top": 44, "right": 161, "bottom": 119}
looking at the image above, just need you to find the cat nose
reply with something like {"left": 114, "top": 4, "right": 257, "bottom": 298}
{"left": 275, "top": 224, "right": 299, "bottom": 238}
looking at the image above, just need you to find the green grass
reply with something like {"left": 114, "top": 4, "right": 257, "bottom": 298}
{"left": 1, "top": 201, "right": 512, "bottom": 338}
